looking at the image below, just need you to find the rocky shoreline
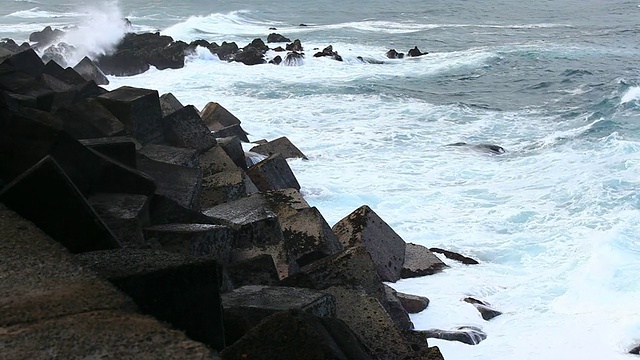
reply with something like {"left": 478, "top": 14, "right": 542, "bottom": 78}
{"left": 0, "top": 26, "right": 511, "bottom": 359}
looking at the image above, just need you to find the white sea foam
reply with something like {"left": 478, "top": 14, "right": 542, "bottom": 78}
{"left": 161, "top": 11, "right": 281, "bottom": 42}
{"left": 621, "top": 86, "right": 640, "bottom": 104}
{"left": 5, "top": 7, "right": 82, "bottom": 19}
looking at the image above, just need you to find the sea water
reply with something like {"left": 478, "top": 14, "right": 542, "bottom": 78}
{"left": 3, "top": 1, "right": 640, "bottom": 359}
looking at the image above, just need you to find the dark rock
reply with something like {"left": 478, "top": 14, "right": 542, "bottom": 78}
{"left": 429, "top": 247, "right": 479, "bottom": 264}
{"left": 382, "top": 284, "right": 414, "bottom": 330}
{"left": 445, "top": 142, "right": 506, "bottom": 154}
{"left": 283, "top": 51, "right": 304, "bottom": 66}
{"left": 74, "top": 249, "right": 225, "bottom": 351}
{"left": 247, "top": 154, "right": 301, "bottom": 192}
{"left": 42, "top": 60, "right": 86, "bottom": 86}
{"left": 96, "top": 86, "right": 165, "bottom": 145}
{"left": 29, "top": 26, "right": 65, "bottom": 47}
{"left": 286, "top": 39, "right": 303, "bottom": 52}
{"left": 41, "top": 42, "right": 76, "bottom": 67}
{"left": 396, "top": 292, "right": 429, "bottom": 314}
{"left": 200, "top": 102, "right": 242, "bottom": 131}
{"left": 138, "top": 144, "right": 199, "bottom": 168}
{"left": 217, "top": 136, "right": 248, "bottom": 169}
{"left": 332, "top": 205, "right": 406, "bottom": 282}
{"left": 299, "top": 24, "right": 308, "bottom": 27}
{"left": 420, "top": 326, "right": 487, "bottom": 345}
{"left": 159, "top": 92, "right": 184, "bottom": 117}
{"left": 186, "top": 39, "right": 212, "bottom": 53}
{"left": 54, "top": 98, "right": 126, "bottom": 139}
{"left": 137, "top": 155, "right": 203, "bottom": 209}
{"left": 2, "top": 48, "right": 45, "bottom": 76}
{"left": 146, "top": 40, "right": 188, "bottom": 70}
{"left": 267, "top": 33, "right": 292, "bottom": 43}
{"left": 148, "top": 194, "right": 217, "bottom": 226}
{"left": 250, "top": 136, "right": 308, "bottom": 160}
{"left": 313, "top": 45, "right": 343, "bottom": 61}
{"left": 244, "top": 38, "right": 269, "bottom": 53}
{"left": 386, "top": 49, "right": 405, "bottom": 59}
{"left": 88, "top": 193, "right": 150, "bottom": 247}
{"left": 233, "top": 47, "right": 266, "bottom": 65}
{"left": 463, "top": 297, "right": 502, "bottom": 320}
{"left": 214, "top": 41, "right": 239, "bottom": 61}
{"left": 212, "top": 123, "right": 250, "bottom": 142}
{"left": 401, "top": 243, "right": 448, "bottom": 278}
{"left": 200, "top": 169, "right": 252, "bottom": 208}
{"left": 356, "top": 56, "right": 385, "bottom": 64}
{"left": 272, "top": 46, "right": 285, "bottom": 52}
{"left": 630, "top": 345, "right": 640, "bottom": 355}
{"left": 220, "top": 309, "right": 374, "bottom": 360}
{"left": 269, "top": 55, "right": 282, "bottom": 65}
{"left": 71, "top": 79, "right": 108, "bottom": 102}
{"left": 225, "top": 254, "right": 280, "bottom": 288}
{"left": 407, "top": 46, "right": 427, "bottom": 57}
{"left": 96, "top": 49, "right": 150, "bottom": 77}
{"left": 162, "top": 104, "right": 216, "bottom": 152}
{"left": 73, "top": 56, "right": 109, "bottom": 85}
{"left": 199, "top": 144, "right": 242, "bottom": 175}
{"left": 143, "top": 223, "right": 233, "bottom": 262}
{"left": 79, "top": 136, "right": 137, "bottom": 168}
{"left": 0, "top": 156, "right": 120, "bottom": 253}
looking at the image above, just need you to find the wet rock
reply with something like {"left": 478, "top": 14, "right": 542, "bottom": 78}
{"left": 88, "top": 193, "right": 150, "bottom": 247}
{"left": 267, "top": 33, "right": 291, "bottom": 43}
{"left": 75, "top": 249, "right": 225, "bottom": 351}
{"left": 332, "top": 205, "right": 406, "bottom": 282}
{"left": 382, "top": 284, "right": 414, "bottom": 330}
{"left": 233, "top": 46, "right": 266, "bottom": 65}
{"left": 54, "top": 98, "right": 126, "bottom": 139}
{"left": 42, "top": 59, "right": 86, "bottom": 86}
{"left": 225, "top": 254, "right": 280, "bottom": 288}
{"left": 2, "top": 48, "right": 45, "bottom": 76}
{"left": 214, "top": 41, "right": 239, "bottom": 61}
{"left": 244, "top": 38, "right": 269, "bottom": 53}
{"left": 386, "top": 49, "right": 405, "bottom": 59}
{"left": 220, "top": 309, "right": 374, "bottom": 360}
{"left": 138, "top": 144, "right": 199, "bottom": 168}
{"left": 159, "top": 92, "right": 184, "bottom": 117}
{"left": 445, "top": 142, "right": 506, "bottom": 154}
{"left": 247, "top": 154, "right": 301, "bottom": 192}
{"left": 286, "top": 39, "right": 303, "bottom": 52}
{"left": 283, "top": 51, "right": 304, "bottom": 66}
{"left": 73, "top": 56, "right": 109, "bottom": 85}
{"left": 401, "top": 243, "right": 448, "bottom": 278}
{"left": 162, "top": 104, "right": 217, "bottom": 152}
{"left": 313, "top": 45, "right": 343, "bottom": 61}
{"left": 630, "top": 344, "right": 640, "bottom": 355}
{"left": 96, "top": 49, "right": 150, "bottom": 77}
{"left": 147, "top": 194, "right": 217, "bottom": 226}
{"left": 269, "top": 55, "right": 282, "bottom": 65}
{"left": 199, "top": 144, "right": 241, "bottom": 175}
{"left": 356, "top": 56, "right": 385, "bottom": 64}
{"left": 137, "top": 155, "right": 203, "bottom": 209}
{"left": 200, "top": 101, "right": 243, "bottom": 131}
{"left": 463, "top": 297, "right": 502, "bottom": 320}
{"left": 29, "top": 26, "right": 65, "bottom": 48}
{"left": 407, "top": 46, "right": 427, "bottom": 57}
{"left": 143, "top": 223, "right": 233, "bottom": 261}
{"left": 419, "top": 326, "right": 487, "bottom": 345}
{"left": 41, "top": 42, "right": 76, "bottom": 68}
{"left": 200, "top": 169, "right": 252, "bottom": 208}
{"left": 429, "top": 247, "right": 479, "bottom": 264}
{"left": 396, "top": 292, "right": 430, "bottom": 314}
{"left": 216, "top": 136, "right": 248, "bottom": 170}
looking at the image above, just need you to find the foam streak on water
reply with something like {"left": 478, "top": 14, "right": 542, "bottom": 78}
{"left": 7, "top": 1, "right": 640, "bottom": 359}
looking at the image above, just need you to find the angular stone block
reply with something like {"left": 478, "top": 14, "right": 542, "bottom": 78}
{"left": 139, "top": 143, "right": 200, "bottom": 168}
{"left": 3, "top": 311, "right": 219, "bottom": 360}
{"left": 1, "top": 48, "right": 44, "bottom": 76}
{"left": 220, "top": 310, "right": 374, "bottom": 360}
{"left": 225, "top": 254, "right": 280, "bottom": 289}
{"left": 430, "top": 247, "right": 479, "bottom": 264}
{"left": 200, "top": 101, "right": 242, "bottom": 131}
{"left": 382, "top": 284, "right": 413, "bottom": 330}
{"left": 199, "top": 144, "right": 240, "bottom": 175}
{"left": 42, "top": 60, "right": 86, "bottom": 86}
{"left": 144, "top": 223, "right": 233, "bottom": 262}
{"left": 200, "top": 169, "right": 250, "bottom": 208}
{"left": 212, "top": 123, "right": 249, "bottom": 142}
{"left": 263, "top": 188, "right": 310, "bottom": 219}
{"left": 73, "top": 56, "right": 109, "bottom": 85}
{"left": 332, "top": 205, "right": 406, "bottom": 282}
{"left": 247, "top": 154, "right": 301, "bottom": 192}
{"left": 250, "top": 136, "right": 308, "bottom": 160}
{"left": 217, "top": 136, "right": 247, "bottom": 170}
{"left": 0, "top": 156, "right": 120, "bottom": 253}
{"left": 97, "top": 86, "right": 165, "bottom": 144}
{"left": 0, "top": 204, "right": 134, "bottom": 326}
{"left": 281, "top": 206, "right": 344, "bottom": 269}
{"left": 79, "top": 136, "right": 138, "bottom": 168}
{"left": 221, "top": 286, "right": 335, "bottom": 345}
{"left": 138, "top": 155, "right": 203, "bottom": 209}
{"left": 75, "top": 249, "right": 225, "bottom": 351}
{"left": 162, "top": 104, "right": 216, "bottom": 152}
{"left": 419, "top": 326, "right": 487, "bottom": 345}
{"left": 71, "top": 79, "right": 108, "bottom": 102}
{"left": 148, "top": 194, "right": 218, "bottom": 226}
{"left": 402, "top": 243, "right": 448, "bottom": 279}
{"left": 159, "top": 92, "right": 184, "bottom": 117}
{"left": 88, "top": 193, "right": 150, "bottom": 247}
{"left": 54, "top": 98, "right": 126, "bottom": 139}
{"left": 397, "top": 292, "right": 430, "bottom": 314}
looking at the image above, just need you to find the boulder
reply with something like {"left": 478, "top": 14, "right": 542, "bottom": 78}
{"left": 269, "top": 55, "right": 282, "bottom": 65}
{"left": 332, "top": 205, "right": 406, "bottom": 282}
{"left": 200, "top": 169, "right": 252, "bottom": 207}
{"left": 212, "top": 123, "right": 250, "bottom": 142}
{"left": 75, "top": 249, "right": 225, "bottom": 351}
{"left": 463, "top": 297, "right": 502, "bottom": 320}
{"left": 286, "top": 39, "right": 303, "bottom": 52}
{"left": 96, "top": 86, "right": 165, "bottom": 145}
{"left": 220, "top": 309, "right": 374, "bottom": 360}
{"left": 401, "top": 243, "right": 448, "bottom": 278}
{"left": 630, "top": 345, "right": 640, "bottom": 355}
{"left": 419, "top": 326, "right": 487, "bottom": 345}
{"left": 200, "top": 102, "right": 243, "bottom": 132}
{"left": 159, "top": 92, "right": 184, "bottom": 117}
{"left": 244, "top": 38, "right": 269, "bottom": 53}
{"left": 397, "top": 292, "right": 430, "bottom": 314}
{"left": 247, "top": 154, "right": 301, "bottom": 192}
{"left": 263, "top": 188, "right": 310, "bottom": 219}
{"left": 79, "top": 136, "right": 138, "bottom": 168}
{"left": 138, "top": 143, "right": 200, "bottom": 168}
{"left": 143, "top": 223, "right": 233, "bottom": 262}
{"left": 0, "top": 156, "right": 120, "bottom": 253}
{"left": 283, "top": 51, "right": 304, "bottom": 66}
{"left": 137, "top": 155, "right": 203, "bottom": 209}
{"left": 87, "top": 193, "right": 149, "bottom": 247}
{"left": 407, "top": 46, "right": 427, "bottom": 57}
{"left": 249, "top": 136, "right": 308, "bottom": 160}
{"left": 225, "top": 254, "right": 280, "bottom": 289}
{"left": 29, "top": 26, "right": 64, "bottom": 47}
{"left": 71, "top": 79, "right": 108, "bottom": 102}
{"left": 214, "top": 41, "right": 239, "bottom": 61}
{"left": 73, "top": 56, "right": 109, "bottom": 85}
{"left": 313, "top": 45, "right": 343, "bottom": 61}
{"left": 54, "top": 98, "right": 126, "bottom": 139}
{"left": 429, "top": 247, "right": 479, "bottom": 264}
{"left": 148, "top": 194, "right": 218, "bottom": 226}
{"left": 145, "top": 40, "right": 189, "bottom": 70}
{"left": 162, "top": 104, "right": 217, "bottom": 152}
{"left": 233, "top": 47, "right": 266, "bottom": 65}
{"left": 96, "top": 49, "right": 150, "bottom": 77}
{"left": 385, "top": 49, "right": 404, "bottom": 59}
{"left": 267, "top": 33, "right": 291, "bottom": 43}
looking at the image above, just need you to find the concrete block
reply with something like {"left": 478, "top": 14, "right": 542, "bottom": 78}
{"left": 42, "top": 60, "right": 86, "bottom": 86}
{"left": 144, "top": 223, "right": 233, "bottom": 262}
{"left": 88, "top": 193, "right": 150, "bottom": 247}
{"left": 199, "top": 102, "right": 241, "bottom": 131}
{"left": 54, "top": 98, "right": 126, "bottom": 139}
{"left": 159, "top": 92, "right": 184, "bottom": 117}
{"left": 79, "top": 136, "right": 138, "bottom": 168}
{"left": 73, "top": 56, "right": 109, "bottom": 85}
{"left": 1, "top": 48, "right": 44, "bottom": 75}
{"left": 402, "top": 243, "right": 447, "bottom": 278}
{"left": 199, "top": 144, "right": 239, "bottom": 176}
{"left": 212, "top": 123, "right": 249, "bottom": 142}
{"left": 217, "top": 136, "right": 247, "bottom": 169}
{"left": 250, "top": 136, "right": 308, "bottom": 160}
{"left": 148, "top": 194, "right": 218, "bottom": 226}
{"left": 162, "top": 104, "right": 216, "bottom": 152}
{"left": 200, "top": 169, "right": 250, "bottom": 208}
{"left": 138, "top": 155, "right": 203, "bottom": 209}
{"left": 0, "top": 156, "right": 120, "bottom": 253}
{"left": 247, "top": 154, "right": 300, "bottom": 192}
{"left": 225, "top": 254, "right": 280, "bottom": 289}
{"left": 139, "top": 143, "right": 200, "bottom": 168}
{"left": 97, "top": 86, "right": 165, "bottom": 144}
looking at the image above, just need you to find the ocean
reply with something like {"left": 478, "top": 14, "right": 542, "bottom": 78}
{"left": 3, "top": 0, "right": 640, "bottom": 359}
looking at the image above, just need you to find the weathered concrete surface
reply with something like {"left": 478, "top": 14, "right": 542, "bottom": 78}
{"left": 144, "top": 223, "right": 233, "bottom": 262}
{"left": 88, "top": 192, "right": 150, "bottom": 247}
{"left": 139, "top": 143, "right": 200, "bottom": 168}
{"left": 159, "top": 92, "right": 184, "bottom": 117}
{"left": 0, "top": 204, "right": 134, "bottom": 326}
{"left": 220, "top": 310, "right": 374, "bottom": 360}
{"left": 79, "top": 136, "right": 138, "bottom": 168}
{"left": 397, "top": 292, "right": 430, "bottom": 314}
{"left": 332, "top": 205, "right": 406, "bottom": 282}
{"left": 162, "top": 104, "right": 216, "bottom": 152}
{"left": 75, "top": 249, "right": 225, "bottom": 351}
{"left": 246, "top": 154, "right": 301, "bottom": 192}
{"left": 200, "top": 102, "right": 242, "bottom": 131}
{"left": 249, "top": 136, "right": 308, "bottom": 160}
{"left": 138, "top": 155, "right": 203, "bottom": 209}
{"left": 225, "top": 254, "right": 280, "bottom": 289}
{"left": 200, "top": 169, "right": 251, "bottom": 208}
{"left": 401, "top": 243, "right": 448, "bottom": 279}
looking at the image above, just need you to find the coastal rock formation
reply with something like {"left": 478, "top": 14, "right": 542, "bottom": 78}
{"left": 267, "top": 33, "right": 291, "bottom": 43}
{"left": 446, "top": 142, "right": 506, "bottom": 154}
{"left": 420, "top": 326, "right": 488, "bottom": 345}
{"left": 430, "top": 247, "right": 480, "bottom": 264}
{"left": 463, "top": 297, "right": 503, "bottom": 320}
{"left": 313, "top": 45, "right": 343, "bottom": 61}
